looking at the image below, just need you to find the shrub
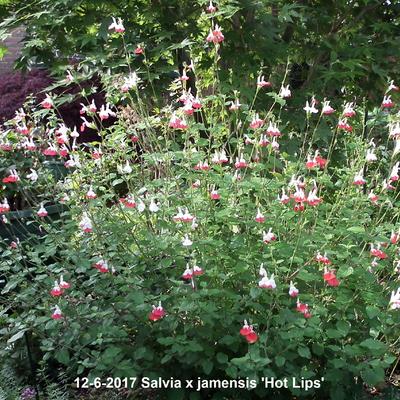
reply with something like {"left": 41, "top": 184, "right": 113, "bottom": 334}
{"left": 1, "top": 13, "right": 400, "bottom": 400}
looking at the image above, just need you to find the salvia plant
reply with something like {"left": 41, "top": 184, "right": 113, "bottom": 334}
{"left": 1, "top": 5, "right": 400, "bottom": 400}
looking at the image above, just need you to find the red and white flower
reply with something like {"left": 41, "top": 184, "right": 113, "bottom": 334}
{"left": 79, "top": 213, "right": 93, "bottom": 233}
{"left": 193, "top": 264, "right": 204, "bottom": 276}
{"left": 390, "top": 229, "right": 400, "bottom": 245}
{"left": 323, "top": 267, "right": 340, "bottom": 287}
{"left": 210, "top": 189, "right": 220, "bottom": 200}
{"left": 3, "top": 169, "right": 20, "bottom": 183}
{"left": 99, "top": 103, "right": 116, "bottom": 121}
{"left": 0, "top": 199, "right": 10, "bottom": 213}
{"left": 342, "top": 102, "right": 356, "bottom": 117}
{"left": 315, "top": 251, "right": 331, "bottom": 265}
{"left": 239, "top": 320, "right": 258, "bottom": 344}
{"left": 389, "top": 123, "right": 400, "bottom": 139}
{"left": 50, "top": 281, "right": 62, "bottom": 297}
{"left": 43, "top": 143, "right": 58, "bottom": 156}
{"left": 388, "top": 80, "right": 399, "bottom": 92}
{"left": 250, "top": 114, "right": 264, "bottom": 129}
{"left": 59, "top": 275, "right": 70, "bottom": 289}
{"left": 134, "top": 45, "right": 144, "bottom": 55}
{"left": 86, "top": 186, "right": 97, "bottom": 200}
{"left": 108, "top": 17, "right": 125, "bottom": 33}
{"left": 206, "top": 24, "right": 224, "bottom": 44}
{"left": 182, "top": 265, "right": 193, "bottom": 280}
{"left": 37, "top": 203, "right": 48, "bottom": 218}
{"left": 51, "top": 306, "right": 63, "bottom": 320}
{"left": 149, "top": 302, "right": 166, "bottom": 321}
{"left": 169, "top": 114, "right": 188, "bottom": 130}
{"left": 307, "top": 187, "right": 322, "bottom": 206}
{"left": 263, "top": 228, "right": 276, "bottom": 243}
{"left": 257, "top": 75, "right": 272, "bottom": 88}
{"left": 229, "top": 99, "right": 241, "bottom": 111}
{"left": 370, "top": 243, "right": 387, "bottom": 259}
{"left": 322, "top": 100, "right": 335, "bottom": 115}
{"left": 41, "top": 94, "right": 53, "bottom": 109}
{"left": 277, "top": 188, "right": 290, "bottom": 204}
{"left": 258, "top": 271, "right": 276, "bottom": 289}
{"left": 368, "top": 190, "right": 379, "bottom": 203}
{"left": 207, "top": 0, "right": 217, "bottom": 13}
{"left": 389, "top": 162, "right": 399, "bottom": 182}
{"left": 258, "top": 134, "right": 270, "bottom": 147}
{"left": 255, "top": 208, "right": 265, "bottom": 223}
{"left": 266, "top": 121, "right": 281, "bottom": 137}
{"left": 389, "top": 288, "right": 400, "bottom": 310}
{"left": 120, "top": 195, "right": 136, "bottom": 208}
{"left": 353, "top": 169, "right": 366, "bottom": 185}
{"left": 181, "top": 208, "right": 194, "bottom": 223}
{"left": 382, "top": 95, "right": 394, "bottom": 109}
{"left": 289, "top": 281, "right": 299, "bottom": 297}
{"left": 234, "top": 154, "right": 248, "bottom": 169}
{"left": 338, "top": 118, "right": 352, "bottom": 132}
{"left": 94, "top": 259, "right": 109, "bottom": 273}
{"left": 296, "top": 299, "right": 312, "bottom": 318}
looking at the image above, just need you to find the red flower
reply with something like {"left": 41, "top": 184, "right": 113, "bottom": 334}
{"left": 51, "top": 306, "right": 62, "bottom": 320}
{"left": 182, "top": 266, "right": 193, "bottom": 280}
{"left": 50, "top": 281, "right": 63, "bottom": 297}
{"left": 370, "top": 245, "right": 387, "bottom": 260}
{"left": 296, "top": 300, "right": 312, "bottom": 318}
{"left": 193, "top": 265, "right": 204, "bottom": 276}
{"left": 210, "top": 190, "right": 220, "bottom": 200}
{"left": 240, "top": 321, "right": 258, "bottom": 344}
{"left": 323, "top": 268, "right": 340, "bottom": 287}
{"left": 134, "top": 45, "right": 144, "bottom": 55}
{"left": 390, "top": 230, "right": 400, "bottom": 245}
{"left": 245, "top": 331, "right": 259, "bottom": 344}
{"left": 255, "top": 208, "right": 265, "bottom": 223}
{"left": 149, "top": 302, "right": 166, "bottom": 321}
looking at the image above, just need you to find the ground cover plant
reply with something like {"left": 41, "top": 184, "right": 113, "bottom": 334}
{"left": 0, "top": 2, "right": 399, "bottom": 400}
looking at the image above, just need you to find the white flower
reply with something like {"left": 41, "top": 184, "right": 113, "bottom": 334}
{"left": 389, "top": 288, "right": 400, "bottom": 310}
{"left": 26, "top": 169, "right": 38, "bottom": 182}
{"left": 182, "top": 234, "right": 193, "bottom": 247}
{"left": 149, "top": 199, "right": 159, "bottom": 213}
{"left": 191, "top": 217, "right": 198, "bottom": 230}
{"left": 365, "top": 149, "right": 377, "bottom": 162}
{"left": 279, "top": 85, "right": 291, "bottom": 98}
{"left": 79, "top": 213, "right": 93, "bottom": 232}
{"left": 118, "top": 161, "right": 132, "bottom": 174}
{"left": 303, "top": 100, "right": 318, "bottom": 114}
{"left": 137, "top": 199, "right": 146, "bottom": 212}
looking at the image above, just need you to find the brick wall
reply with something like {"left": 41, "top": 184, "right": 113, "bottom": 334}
{"left": 0, "top": 26, "right": 25, "bottom": 74}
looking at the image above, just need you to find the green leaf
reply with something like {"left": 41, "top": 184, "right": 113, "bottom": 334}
{"left": 347, "top": 226, "right": 365, "bottom": 233}
{"left": 366, "top": 306, "right": 380, "bottom": 319}
{"left": 201, "top": 359, "right": 213, "bottom": 375}
{"left": 7, "top": 330, "right": 26, "bottom": 344}
{"left": 361, "top": 366, "right": 385, "bottom": 386}
{"left": 55, "top": 348, "right": 70, "bottom": 365}
{"left": 298, "top": 346, "right": 311, "bottom": 359}
{"left": 216, "top": 353, "right": 228, "bottom": 364}
{"left": 275, "top": 356, "right": 286, "bottom": 367}
{"left": 326, "top": 329, "right": 343, "bottom": 339}
{"left": 360, "top": 339, "right": 386, "bottom": 351}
